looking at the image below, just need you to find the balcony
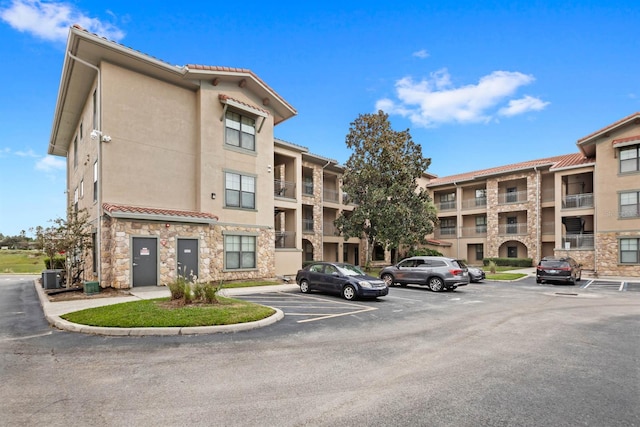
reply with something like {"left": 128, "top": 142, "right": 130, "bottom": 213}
{"left": 303, "top": 218, "right": 314, "bottom": 233}
{"left": 302, "top": 182, "right": 314, "bottom": 196}
{"left": 438, "top": 200, "right": 456, "bottom": 211}
{"left": 434, "top": 228, "right": 457, "bottom": 239}
{"left": 461, "top": 198, "right": 487, "bottom": 210}
{"left": 323, "top": 222, "right": 339, "bottom": 236}
{"left": 562, "top": 233, "right": 594, "bottom": 249}
{"left": 498, "top": 190, "right": 527, "bottom": 204}
{"left": 562, "top": 193, "right": 593, "bottom": 209}
{"left": 275, "top": 231, "right": 296, "bottom": 249}
{"left": 274, "top": 179, "right": 296, "bottom": 199}
{"left": 498, "top": 223, "right": 527, "bottom": 235}
{"left": 323, "top": 188, "right": 339, "bottom": 203}
{"left": 460, "top": 226, "right": 487, "bottom": 238}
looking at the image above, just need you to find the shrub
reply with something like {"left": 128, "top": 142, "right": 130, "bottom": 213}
{"left": 406, "top": 248, "right": 443, "bottom": 257}
{"left": 44, "top": 256, "right": 65, "bottom": 269}
{"left": 482, "top": 257, "right": 533, "bottom": 267}
{"left": 203, "top": 282, "right": 222, "bottom": 304}
{"left": 168, "top": 275, "right": 221, "bottom": 305}
{"left": 488, "top": 260, "right": 497, "bottom": 274}
{"left": 168, "top": 275, "right": 188, "bottom": 300}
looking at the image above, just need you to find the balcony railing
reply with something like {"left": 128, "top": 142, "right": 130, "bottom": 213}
{"left": 303, "top": 218, "right": 314, "bottom": 233}
{"left": 302, "top": 181, "right": 314, "bottom": 196}
{"left": 498, "top": 190, "right": 527, "bottom": 204}
{"left": 274, "top": 179, "right": 296, "bottom": 199}
{"left": 323, "top": 188, "right": 339, "bottom": 203}
{"left": 541, "top": 221, "right": 555, "bottom": 235}
{"left": 434, "top": 228, "right": 457, "bottom": 239}
{"left": 562, "top": 193, "right": 593, "bottom": 209}
{"left": 461, "top": 198, "right": 487, "bottom": 210}
{"left": 438, "top": 201, "right": 456, "bottom": 211}
{"left": 460, "top": 226, "right": 487, "bottom": 237}
{"left": 323, "top": 222, "right": 340, "bottom": 236}
{"left": 562, "top": 233, "right": 594, "bottom": 249}
{"left": 275, "top": 231, "right": 296, "bottom": 249}
{"left": 498, "top": 223, "right": 527, "bottom": 235}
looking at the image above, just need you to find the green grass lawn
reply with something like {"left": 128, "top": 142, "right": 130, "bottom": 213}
{"left": 62, "top": 296, "right": 275, "bottom": 328}
{"left": 0, "top": 250, "right": 46, "bottom": 273}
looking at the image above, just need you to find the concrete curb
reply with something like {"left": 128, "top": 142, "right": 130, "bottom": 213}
{"left": 35, "top": 280, "right": 293, "bottom": 336}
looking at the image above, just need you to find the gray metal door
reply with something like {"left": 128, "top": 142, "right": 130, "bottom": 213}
{"left": 132, "top": 237, "right": 157, "bottom": 287}
{"left": 178, "top": 238, "right": 198, "bottom": 280}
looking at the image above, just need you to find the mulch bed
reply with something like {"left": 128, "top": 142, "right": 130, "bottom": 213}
{"left": 45, "top": 286, "right": 132, "bottom": 302}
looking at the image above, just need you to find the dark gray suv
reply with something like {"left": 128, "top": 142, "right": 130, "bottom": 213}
{"left": 380, "top": 256, "right": 470, "bottom": 291}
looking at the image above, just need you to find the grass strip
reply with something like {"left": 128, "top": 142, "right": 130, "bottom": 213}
{"left": 61, "top": 296, "right": 275, "bottom": 328}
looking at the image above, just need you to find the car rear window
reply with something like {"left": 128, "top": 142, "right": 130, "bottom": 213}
{"left": 454, "top": 260, "right": 467, "bottom": 268}
{"left": 541, "top": 260, "right": 567, "bottom": 268}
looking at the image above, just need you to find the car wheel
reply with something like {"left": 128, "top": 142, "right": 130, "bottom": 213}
{"left": 299, "top": 279, "right": 310, "bottom": 294}
{"left": 342, "top": 284, "right": 356, "bottom": 300}
{"left": 428, "top": 277, "right": 444, "bottom": 292}
{"left": 381, "top": 273, "right": 395, "bottom": 287}
{"left": 536, "top": 279, "right": 542, "bottom": 284}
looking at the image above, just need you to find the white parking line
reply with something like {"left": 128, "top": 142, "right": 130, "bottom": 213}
{"left": 296, "top": 306, "right": 377, "bottom": 323}
{"left": 581, "top": 279, "right": 594, "bottom": 289}
{"left": 619, "top": 282, "right": 626, "bottom": 291}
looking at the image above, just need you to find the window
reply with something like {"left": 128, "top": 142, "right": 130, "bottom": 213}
{"left": 620, "top": 238, "right": 639, "bottom": 264}
{"left": 225, "top": 235, "right": 256, "bottom": 269}
{"left": 73, "top": 187, "right": 78, "bottom": 212}
{"left": 440, "top": 218, "right": 456, "bottom": 236}
{"left": 506, "top": 187, "right": 517, "bottom": 203}
{"left": 475, "top": 216, "right": 487, "bottom": 234}
{"left": 440, "top": 192, "right": 456, "bottom": 210}
{"left": 93, "top": 160, "right": 98, "bottom": 203}
{"left": 620, "top": 145, "right": 640, "bottom": 173}
{"left": 80, "top": 179, "right": 84, "bottom": 199}
{"left": 507, "top": 217, "right": 517, "bottom": 234}
{"left": 475, "top": 244, "right": 484, "bottom": 261}
{"left": 73, "top": 136, "right": 78, "bottom": 169}
{"left": 225, "top": 111, "right": 255, "bottom": 151}
{"left": 620, "top": 191, "right": 640, "bottom": 218}
{"left": 80, "top": 121, "right": 83, "bottom": 139}
{"left": 225, "top": 172, "right": 255, "bottom": 209}
{"left": 475, "top": 189, "right": 487, "bottom": 206}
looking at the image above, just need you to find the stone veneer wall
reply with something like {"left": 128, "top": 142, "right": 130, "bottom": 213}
{"left": 553, "top": 248, "right": 595, "bottom": 271}
{"left": 301, "top": 160, "right": 324, "bottom": 261}
{"left": 485, "top": 171, "right": 540, "bottom": 263}
{"left": 99, "top": 216, "right": 275, "bottom": 289}
{"left": 594, "top": 232, "right": 640, "bottom": 277}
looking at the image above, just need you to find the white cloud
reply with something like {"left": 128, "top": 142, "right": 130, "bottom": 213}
{"left": 0, "top": 0, "right": 125, "bottom": 43}
{"left": 499, "top": 95, "right": 550, "bottom": 117}
{"left": 412, "top": 49, "right": 429, "bottom": 59}
{"left": 36, "top": 155, "right": 65, "bottom": 172}
{"left": 14, "top": 148, "right": 39, "bottom": 157}
{"left": 376, "top": 68, "right": 549, "bottom": 127}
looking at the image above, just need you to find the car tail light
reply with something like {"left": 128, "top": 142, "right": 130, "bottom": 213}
{"left": 450, "top": 269, "right": 463, "bottom": 276}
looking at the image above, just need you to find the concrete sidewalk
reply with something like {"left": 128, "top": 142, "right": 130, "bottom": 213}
{"left": 35, "top": 280, "right": 299, "bottom": 336}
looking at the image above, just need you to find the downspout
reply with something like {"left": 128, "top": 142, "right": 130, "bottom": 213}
{"left": 67, "top": 51, "right": 102, "bottom": 285}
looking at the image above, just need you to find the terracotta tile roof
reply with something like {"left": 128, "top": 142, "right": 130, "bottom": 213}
{"left": 189, "top": 64, "right": 296, "bottom": 115}
{"left": 427, "top": 153, "right": 594, "bottom": 187}
{"left": 219, "top": 94, "right": 270, "bottom": 116}
{"left": 612, "top": 134, "right": 640, "bottom": 145}
{"left": 103, "top": 203, "right": 218, "bottom": 222}
{"left": 577, "top": 112, "right": 640, "bottom": 144}
{"left": 426, "top": 239, "right": 452, "bottom": 247}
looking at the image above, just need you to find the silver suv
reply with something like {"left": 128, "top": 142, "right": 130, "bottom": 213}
{"left": 380, "top": 256, "right": 470, "bottom": 291}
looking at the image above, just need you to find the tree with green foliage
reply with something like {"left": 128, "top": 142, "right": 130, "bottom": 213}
{"left": 335, "top": 110, "right": 438, "bottom": 265}
{"left": 31, "top": 207, "right": 93, "bottom": 287}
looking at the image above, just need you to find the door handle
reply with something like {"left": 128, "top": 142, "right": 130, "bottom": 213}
{"left": 133, "top": 263, "right": 138, "bottom": 267}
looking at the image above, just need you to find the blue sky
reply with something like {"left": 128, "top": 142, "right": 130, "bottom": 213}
{"left": 1, "top": 0, "right": 639, "bottom": 237}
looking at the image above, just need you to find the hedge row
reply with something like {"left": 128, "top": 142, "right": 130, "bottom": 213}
{"left": 482, "top": 257, "right": 533, "bottom": 267}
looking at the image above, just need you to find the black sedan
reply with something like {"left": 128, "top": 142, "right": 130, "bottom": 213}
{"left": 295, "top": 262, "right": 389, "bottom": 300}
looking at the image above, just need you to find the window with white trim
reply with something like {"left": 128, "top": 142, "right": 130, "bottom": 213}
{"left": 620, "top": 238, "right": 639, "bottom": 264}
{"left": 225, "top": 111, "right": 255, "bottom": 151}
{"left": 225, "top": 172, "right": 255, "bottom": 209}
{"left": 80, "top": 179, "right": 84, "bottom": 199}
{"left": 620, "top": 145, "right": 640, "bottom": 173}
{"left": 620, "top": 191, "right": 640, "bottom": 218}
{"left": 224, "top": 235, "right": 256, "bottom": 269}
{"left": 73, "top": 136, "right": 78, "bottom": 169}
{"left": 73, "top": 187, "right": 78, "bottom": 212}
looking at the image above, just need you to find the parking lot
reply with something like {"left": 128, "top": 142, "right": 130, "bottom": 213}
{"left": 237, "top": 276, "right": 640, "bottom": 324}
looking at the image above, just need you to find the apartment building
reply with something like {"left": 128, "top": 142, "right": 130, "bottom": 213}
{"left": 48, "top": 26, "right": 359, "bottom": 289}
{"left": 424, "top": 112, "right": 640, "bottom": 278}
